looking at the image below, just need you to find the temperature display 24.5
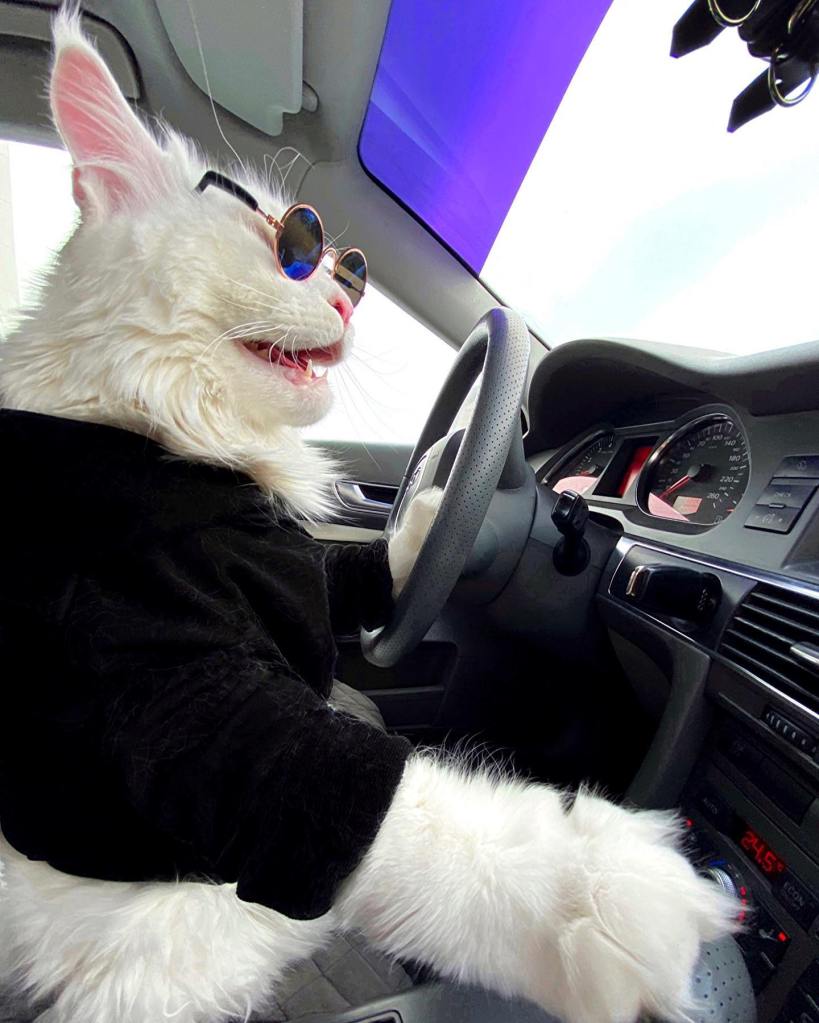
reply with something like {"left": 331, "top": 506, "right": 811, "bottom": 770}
{"left": 737, "top": 826, "right": 787, "bottom": 878}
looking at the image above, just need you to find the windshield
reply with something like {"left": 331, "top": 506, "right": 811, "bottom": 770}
{"left": 361, "top": 1, "right": 819, "bottom": 355}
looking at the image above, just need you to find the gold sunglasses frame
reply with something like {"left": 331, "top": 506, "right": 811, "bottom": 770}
{"left": 196, "top": 171, "right": 367, "bottom": 305}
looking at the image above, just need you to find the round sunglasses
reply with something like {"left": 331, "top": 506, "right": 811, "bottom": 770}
{"left": 196, "top": 170, "right": 367, "bottom": 306}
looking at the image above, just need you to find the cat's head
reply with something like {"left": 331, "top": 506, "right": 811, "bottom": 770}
{"left": 0, "top": 10, "right": 359, "bottom": 516}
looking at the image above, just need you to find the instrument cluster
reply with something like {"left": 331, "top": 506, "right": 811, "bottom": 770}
{"left": 546, "top": 409, "right": 751, "bottom": 530}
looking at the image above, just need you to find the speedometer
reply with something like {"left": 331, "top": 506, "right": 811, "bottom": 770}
{"left": 639, "top": 415, "right": 749, "bottom": 526}
{"left": 550, "top": 432, "right": 617, "bottom": 495}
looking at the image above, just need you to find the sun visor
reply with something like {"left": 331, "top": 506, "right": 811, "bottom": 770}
{"left": 155, "top": 0, "right": 304, "bottom": 137}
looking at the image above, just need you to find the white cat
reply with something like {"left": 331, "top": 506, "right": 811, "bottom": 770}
{"left": 0, "top": 11, "right": 738, "bottom": 1023}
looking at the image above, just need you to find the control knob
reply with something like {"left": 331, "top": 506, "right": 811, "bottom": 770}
{"left": 704, "top": 866, "right": 739, "bottom": 900}
{"left": 703, "top": 865, "right": 752, "bottom": 923}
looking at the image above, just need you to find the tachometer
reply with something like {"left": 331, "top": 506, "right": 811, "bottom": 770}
{"left": 639, "top": 415, "right": 749, "bottom": 526}
{"left": 550, "top": 432, "right": 617, "bottom": 496}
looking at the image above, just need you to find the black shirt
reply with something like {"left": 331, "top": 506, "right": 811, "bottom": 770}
{"left": 0, "top": 409, "right": 411, "bottom": 919}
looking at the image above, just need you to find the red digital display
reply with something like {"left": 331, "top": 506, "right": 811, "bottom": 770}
{"left": 739, "top": 827, "right": 787, "bottom": 877}
{"left": 617, "top": 445, "right": 654, "bottom": 497}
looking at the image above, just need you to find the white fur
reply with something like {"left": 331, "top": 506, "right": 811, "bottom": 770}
{"left": 0, "top": 834, "right": 334, "bottom": 1022}
{"left": 1, "top": 757, "right": 739, "bottom": 1023}
{"left": 388, "top": 486, "right": 444, "bottom": 596}
{"left": 337, "top": 757, "right": 740, "bottom": 1023}
{"left": 0, "top": 9, "right": 352, "bottom": 520}
{"left": 0, "top": 11, "right": 740, "bottom": 1023}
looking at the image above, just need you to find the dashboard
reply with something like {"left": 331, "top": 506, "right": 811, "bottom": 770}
{"left": 526, "top": 341, "right": 819, "bottom": 581}
{"left": 523, "top": 338, "right": 819, "bottom": 1023}
{"left": 543, "top": 407, "right": 752, "bottom": 529}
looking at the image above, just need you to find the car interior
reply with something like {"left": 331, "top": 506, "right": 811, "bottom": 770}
{"left": 1, "top": 2, "right": 818, "bottom": 1022}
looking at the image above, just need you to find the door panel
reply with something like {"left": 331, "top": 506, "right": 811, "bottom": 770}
{"left": 309, "top": 438, "right": 460, "bottom": 734}
{"left": 311, "top": 438, "right": 411, "bottom": 530}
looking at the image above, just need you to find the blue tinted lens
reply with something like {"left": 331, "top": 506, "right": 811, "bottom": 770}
{"left": 278, "top": 207, "right": 323, "bottom": 280}
{"left": 334, "top": 250, "right": 367, "bottom": 305}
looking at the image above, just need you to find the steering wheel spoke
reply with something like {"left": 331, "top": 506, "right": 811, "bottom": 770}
{"left": 361, "top": 308, "right": 534, "bottom": 668}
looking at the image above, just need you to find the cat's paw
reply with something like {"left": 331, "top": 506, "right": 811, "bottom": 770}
{"left": 338, "top": 760, "right": 740, "bottom": 1023}
{"left": 529, "top": 790, "right": 741, "bottom": 1023}
{"left": 388, "top": 487, "right": 443, "bottom": 597}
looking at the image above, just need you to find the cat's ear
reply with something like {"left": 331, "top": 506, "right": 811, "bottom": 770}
{"left": 49, "top": 14, "right": 170, "bottom": 216}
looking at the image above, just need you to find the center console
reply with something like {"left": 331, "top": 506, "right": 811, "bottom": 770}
{"left": 294, "top": 949, "right": 751, "bottom": 1023}
{"left": 602, "top": 537, "right": 819, "bottom": 1023}
{"left": 682, "top": 716, "right": 818, "bottom": 1022}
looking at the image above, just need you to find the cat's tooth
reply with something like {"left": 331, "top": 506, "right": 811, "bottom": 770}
{"left": 314, "top": 365, "right": 327, "bottom": 378}
{"left": 305, "top": 358, "right": 313, "bottom": 378}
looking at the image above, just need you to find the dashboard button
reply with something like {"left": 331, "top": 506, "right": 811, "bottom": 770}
{"left": 762, "top": 708, "right": 818, "bottom": 756}
{"left": 758, "top": 482, "right": 817, "bottom": 509}
{"left": 775, "top": 872, "right": 819, "bottom": 929}
{"left": 775, "top": 455, "right": 819, "bottom": 479}
{"left": 745, "top": 504, "right": 802, "bottom": 533}
{"left": 747, "top": 949, "right": 776, "bottom": 993}
{"left": 695, "top": 786, "right": 735, "bottom": 831}
{"left": 747, "top": 905, "right": 791, "bottom": 964}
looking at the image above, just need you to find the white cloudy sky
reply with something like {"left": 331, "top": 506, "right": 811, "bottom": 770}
{"left": 483, "top": 0, "right": 819, "bottom": 354}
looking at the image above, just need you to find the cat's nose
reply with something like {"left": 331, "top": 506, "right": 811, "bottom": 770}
{"left": 329, "top": 291, "right": 354, "bottom": 327}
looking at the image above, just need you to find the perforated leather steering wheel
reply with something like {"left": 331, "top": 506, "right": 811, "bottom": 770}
{"left": 361, "top": 308, "right": 532, "bottom": 668}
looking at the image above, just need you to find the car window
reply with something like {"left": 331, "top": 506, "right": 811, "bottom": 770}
{"left": 0, "top": 140, "right": 75, "bottom": 324}
{"left": 361, "top": 0, "right": 819, "bottom": 356}
{"left": 0, "top": 138, "right": 454, "bottom": 444}
{"left": 304, "top": 284, "right": 454, "bottom": 445}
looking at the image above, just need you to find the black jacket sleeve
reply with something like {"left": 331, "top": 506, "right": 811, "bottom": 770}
{"left": 323, "top": 538, "right": 394, "bottom": 634}
{"left": 63, "top": 532, "right": 410, "bottom": 920}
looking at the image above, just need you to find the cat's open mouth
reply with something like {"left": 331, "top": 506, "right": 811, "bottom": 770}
{"left": 238, "top": 339, "right": 342, "bottom": 385}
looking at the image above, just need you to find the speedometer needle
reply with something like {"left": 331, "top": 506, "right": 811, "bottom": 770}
{"left": 659, "top": 464, "right": 705, "bottom": 502}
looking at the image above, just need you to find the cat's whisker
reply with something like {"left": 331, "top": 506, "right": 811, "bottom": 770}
{"left": 276, "top": 153, "right": 305, "bottom": 192}
{"left": 329, "top": 370, "right": 395, "bottom": 470}
{"left": 220, "top": 275, "right": 289, "bottom": 306}
{"left": 325, "top": 222, "right": 351, "bottom": 251}
{"left": 195, "top": 321, "right": 280, "bottom": 368}
{"left": 257, "top": 327, "right": 296, "bottom": 370}
{"left": 266, "top": 145, "right": 313, "bottom": 193}
{"left": 332, "top": 363, "right": 400, "bottom": 441}
{"left": 347, "top": 348, "right": 405, "bottom": 376}
{"left": 336, "top": 361, "right": 398, "bottom": 415}
{"left": 220, "top": 295, "right": 269, "bottom": 314}
{"left": 332, "top": 365, "right": 415, "bottom": 457}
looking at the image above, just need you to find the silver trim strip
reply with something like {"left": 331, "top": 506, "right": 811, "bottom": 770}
{"left": 302, "top": 522, "right": 383, "bottom": 542}
{"left": 790, "top": 641, "right": 819, "bottom": 674}
{"left": 610, "top": 536, "right": 819, "bottom": 603}
{"left": 713, "top": 656, "right": 819, "bottom": 727}
{"left": 626, "top": 565, "right": 649, "bottom": 598}
{"left": 335, "top": 480, "right": 396, "bottom": 513}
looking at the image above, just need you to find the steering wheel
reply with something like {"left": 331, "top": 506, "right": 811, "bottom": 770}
{"left": 361, "top": 308, "right": 533, "bottom": 668}
{"left": 359, "top": 312, "right": 759, "bottom": 1023}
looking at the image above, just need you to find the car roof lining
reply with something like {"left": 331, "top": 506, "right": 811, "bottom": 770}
{"left": 0, "top": 0, "right": 510, "bottom": 351}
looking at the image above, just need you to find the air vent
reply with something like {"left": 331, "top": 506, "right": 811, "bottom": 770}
{"left": 719, "top": 582, "right": 819, "bottom": 712}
